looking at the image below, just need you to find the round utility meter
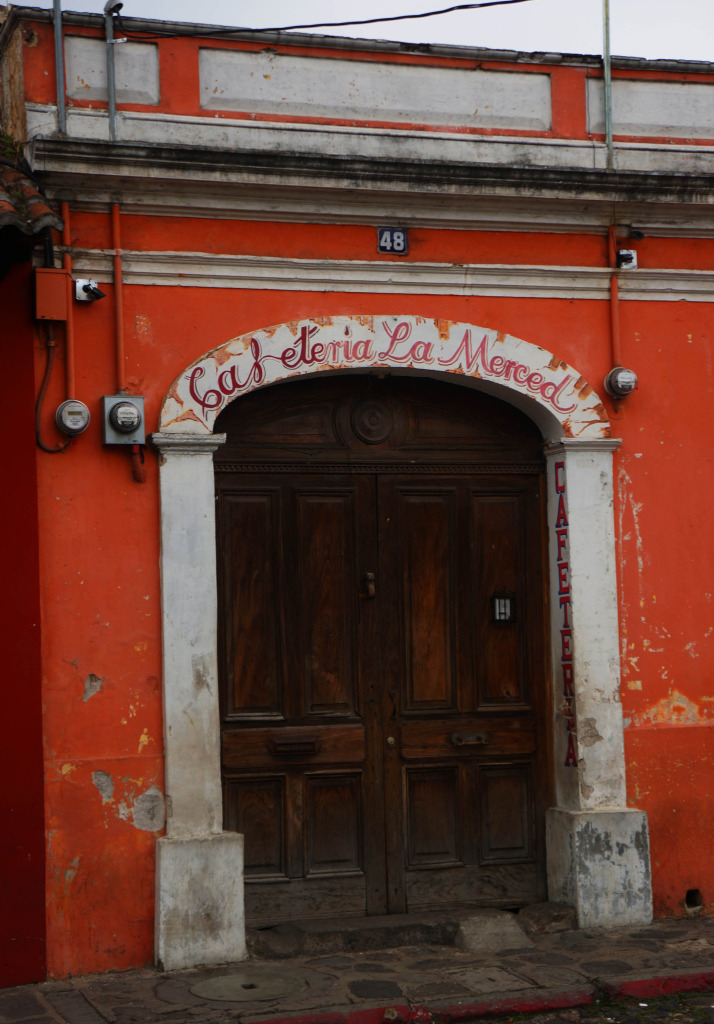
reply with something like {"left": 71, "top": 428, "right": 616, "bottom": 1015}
{"left": 604, "top": 366, "right": 638, "bottom": 399}
{"left": 55, "top": 399, "right": 91, "bottom": 436}
{"left": 109, "top": 401, "right": 142, "bottom": 434}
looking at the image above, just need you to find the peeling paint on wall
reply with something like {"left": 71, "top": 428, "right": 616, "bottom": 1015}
{"left": 64, "top": 857, "right": 79, "bottom": 893}
{"left": 91, "top": 770, "right": 114, "bottom": 803}
{"left": 617, "top": 464, "right": 646, "bottom": 666}
{"left": 579, "top": 718, "right": 604, "bottom": 747}
{"left": 628, "top": 690, "right": 711, "bottom": 728}
{"left": 191, "top": 654, "right": 211, "bottom": 693}
{"left": 131, "top": 786, "right": 165, "bottom": 832}
{"left": 82, "top": 673, "right": 104, "bottom": 701}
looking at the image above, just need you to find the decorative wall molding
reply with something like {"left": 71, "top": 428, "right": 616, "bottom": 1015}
{"left": 69, "top": 249, "right": 714, "bottom": 302}
{"left": 28, "top": 102, "right": 714, "bottom": 188}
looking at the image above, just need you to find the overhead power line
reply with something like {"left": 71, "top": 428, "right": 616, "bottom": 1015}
{"left": 259, "top": 0, "right": 537, "bottom": 34}
{"left": 116, "top": 0, "right": 536, "bottom": 41}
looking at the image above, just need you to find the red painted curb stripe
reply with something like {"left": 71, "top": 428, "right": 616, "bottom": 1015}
{"left": 602, "top": 971, "right": 714, "bottom": 999}
{"left": 237, "top": 976, "right": 714, "bottom": 1024}
{"left": 245, "top": 988, "right": 594, "bottom": 1024}
{"left": 246, "top": 1014, "right": 345, "bottom": 1024}
{"left": 345, "top": 1006, "right": 411, "bottom": 1024}
{"left": 434, "top": 987, "right": 594, "bottom": 1020}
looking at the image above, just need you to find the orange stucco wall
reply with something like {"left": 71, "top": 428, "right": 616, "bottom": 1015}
{"left": 36, "top": 205, "right": 714, "bottom": 975}
{"left": 15, "top": 14, "right": 714, "bottom": 977}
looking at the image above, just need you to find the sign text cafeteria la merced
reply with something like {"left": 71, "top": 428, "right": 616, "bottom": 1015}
{"left": 185, "top": 319, "right": 580, "bottom": 420}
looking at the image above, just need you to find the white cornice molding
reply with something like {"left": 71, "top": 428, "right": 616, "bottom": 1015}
{"left": 67, "top": 249, "right": 714, "bottom": 302}
{"left": 37, "top": 186, "right": 714, "bottom": 237}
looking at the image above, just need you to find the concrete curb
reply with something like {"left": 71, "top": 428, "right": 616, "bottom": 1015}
{"left": 600, "top": 969, "right": 714, "bottom": 1000}
{"left": 241, "top": 973, "right": 714, "bottom": 1024}
{"left": 241, "top": 986, "right": 595, "bottom": 1023}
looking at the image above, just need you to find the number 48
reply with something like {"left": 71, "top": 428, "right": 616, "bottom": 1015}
{"left": 377, "top": 227, "right": 408, "bottom": 255}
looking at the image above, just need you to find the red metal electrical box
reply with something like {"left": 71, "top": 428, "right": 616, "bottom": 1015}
{"left": 35, "top": 267, "right": 70, "bottom": 321}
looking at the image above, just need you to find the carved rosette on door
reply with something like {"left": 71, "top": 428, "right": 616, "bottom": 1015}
{"left": 215, "top": 375, "right": 548, "bottom": 923}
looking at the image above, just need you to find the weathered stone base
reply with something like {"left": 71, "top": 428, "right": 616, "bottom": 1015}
{"left": 546, "top": 807, "right": 653, "bottom": 929}
{"left": 155, "top": 832, "right": 246, "bottom": 971}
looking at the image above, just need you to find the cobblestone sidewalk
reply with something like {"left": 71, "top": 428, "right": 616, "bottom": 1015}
{"left": 3, "top": 915, "right": 714, "bottom": 1024}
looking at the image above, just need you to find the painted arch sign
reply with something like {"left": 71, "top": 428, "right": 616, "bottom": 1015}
{"left": 161, "top": 316, "right": 609, "bottom": 439}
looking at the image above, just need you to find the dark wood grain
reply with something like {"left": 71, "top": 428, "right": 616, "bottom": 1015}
{"left": 215, "top": 375, "right": 547, "bottom": 923}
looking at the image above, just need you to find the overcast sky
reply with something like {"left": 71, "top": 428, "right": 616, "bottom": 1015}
{"left": 21, "top": 0, "right": 714, "bottom": 62}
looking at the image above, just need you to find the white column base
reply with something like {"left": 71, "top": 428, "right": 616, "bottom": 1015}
{"left": 155, "top": 833, "right": 246, "bottom": 971}
{"left": 547, "top": 807, "right": 653, "bottom": 929}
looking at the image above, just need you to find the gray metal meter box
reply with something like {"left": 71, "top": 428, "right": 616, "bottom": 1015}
{"left": 102, "top": 395, "right": 146, "bottom": 445}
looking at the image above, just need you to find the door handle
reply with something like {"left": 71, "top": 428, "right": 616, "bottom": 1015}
{"left": 451, "top": 732, "right": 488, "bottom": 746}
{"left": 359, "top": 572, "right": 376, "bottom": 599}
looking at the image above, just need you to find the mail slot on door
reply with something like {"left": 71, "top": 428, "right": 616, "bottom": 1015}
{"left": 268, "top": 737, "right": 320, "bottom": 756}
{"left": 451, "top": 732, "right": 488, "bottom": 746}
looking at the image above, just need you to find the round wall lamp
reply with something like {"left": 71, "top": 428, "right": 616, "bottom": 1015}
{"left": 604, "top": 366, "right": 638, "bottom": 399}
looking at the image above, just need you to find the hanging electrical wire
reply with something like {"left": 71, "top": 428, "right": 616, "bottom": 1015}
{"left": 254, "top": 0, "right": 537, "bottom": 33}
{"left": 116, "top": 0, "right": 536, "bottom": 41}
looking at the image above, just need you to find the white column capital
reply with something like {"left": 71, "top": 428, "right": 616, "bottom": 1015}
{"left": 150, "top": 431, "right": 226, "bottom": 456}
{"left": 544, "top": 437, "right": 622, "bottom": 458}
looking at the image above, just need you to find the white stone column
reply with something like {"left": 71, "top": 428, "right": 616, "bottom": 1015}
{"left": 151, "top": 431, "right": 246, "bottom": 971}
{"left": 544, "top": 439, "right": 652, "bottom": 928}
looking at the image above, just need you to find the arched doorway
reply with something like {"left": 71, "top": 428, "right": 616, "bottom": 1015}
{"left": 152, "top": 317, "right": 651, "bottom": 972}
{"left": 214, "top": 374, "right": 549, "bottom": 923}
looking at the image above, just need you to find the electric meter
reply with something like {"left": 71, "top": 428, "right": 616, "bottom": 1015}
{"left": 102, "top": 395, "right": 145, "bottom": 445}
{"left": 55, "top": 399, "right": 91, "bottom": 436}
{"left": 110, "top": 401, "right": 142, "bottom": 434}
{"left": 604, "top": 367, "right": 638, "bottom": 399}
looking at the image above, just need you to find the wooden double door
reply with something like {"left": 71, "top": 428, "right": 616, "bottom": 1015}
{"left": 216, "top": 376, "right": 548, "bottom": 923}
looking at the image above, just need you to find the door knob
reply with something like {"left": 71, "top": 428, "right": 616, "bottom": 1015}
{"left": 386, "top": 736, "right": 396, "bottom": 748}
{"left": 359, "top": 572, "right": 376, "bottom": 599}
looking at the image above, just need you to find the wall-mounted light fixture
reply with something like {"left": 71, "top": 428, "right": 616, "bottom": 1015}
{"left": 75, "top": 279, "right": 107, "bottom": 302}
{"left": 616, "top": 249, "right": 638, "bottom": 270}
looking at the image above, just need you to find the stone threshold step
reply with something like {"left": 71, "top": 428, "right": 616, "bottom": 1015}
{"left": 248, "top": 911, "right": 467, "bottom": 958}
{"left": 247, "top": 903, "right": 575, "bottom": 958}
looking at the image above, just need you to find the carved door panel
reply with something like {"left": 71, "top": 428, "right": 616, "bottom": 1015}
{"left": 219, "top": 473, "right": 384, "bottom": 922}
{"left": 216, "top": 376, "right": 547, "bottom": 924}
{"left": 378, "top": 474, "right": 546, "bottom": 913}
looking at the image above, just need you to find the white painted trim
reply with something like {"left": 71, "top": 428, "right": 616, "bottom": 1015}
{"left": 38, "top": 189, "right": 714, "bottom": 238}
{"left": 69, "top": 249, "right": 714, "bottom": 301}
{"left": 152, "top": 430, "right": 227, "bottom": 838}
{"left": 27, "top": 101, "right": 714, "bottom": 177}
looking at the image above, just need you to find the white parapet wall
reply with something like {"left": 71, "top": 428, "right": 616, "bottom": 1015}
{"left": 198, "top": 47, "right": 553, "bottom": 130}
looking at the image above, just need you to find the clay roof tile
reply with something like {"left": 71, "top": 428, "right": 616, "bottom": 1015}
{"left": 0, "top": 165, "right": 63, "bottom": 236}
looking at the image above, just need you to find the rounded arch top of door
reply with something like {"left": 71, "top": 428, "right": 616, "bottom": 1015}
{"left": 160, "top": 316, "right": 610, "bottom": 442}
{"left": 214, "top": 374, "right": 545, "bottom": 472}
